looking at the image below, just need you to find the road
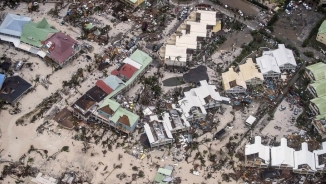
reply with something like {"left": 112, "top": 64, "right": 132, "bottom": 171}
{"left": 169, "top": 0, "right": 260, "bottom": 30}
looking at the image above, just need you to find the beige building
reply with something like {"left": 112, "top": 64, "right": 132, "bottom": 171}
{"left": 159, "top": 10, "right": 221, "bottom": 67}
{"left": 120, "top": 0, "right": 144, "bottom": 8}
{"left": 222, "top": 58, "right": 264, "bottom": 94}
{"left": 316, "top": 20, "right": 326, "bottom": 45}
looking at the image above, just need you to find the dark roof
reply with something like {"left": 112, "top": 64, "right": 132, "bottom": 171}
{"left": 53, "top": 107, "right": 75, "bottom": 130}
{"left": 85, "top": 86, "right": 107, "bottom": 102}
{"left": 98, "top": 62, "right": 110, "bottom": 71}
{"left": 99, "top": 105, "right": 115, "bottom": 116}
{"left": 261, "top": 170, "right": 280, "bottom": 180}
{"left": 118, "top": 115, "right": 130, "bottom": 126}
{"left": 0, "top": 61, "right": 12, "bottom": 70}
{"left": 214, "top": 129, "right": 226, "bottom": 139}
{"left": 44, "top": 32, "right": 78, "bottom": 65}
{"left": 0, "top": 76, "right": 32, "bottom": 104}
{"left": 73, "top": 94, "right": 96, "bottom": 111}
{"left": 183, "top": 65, "right": 209, "bottom": 83}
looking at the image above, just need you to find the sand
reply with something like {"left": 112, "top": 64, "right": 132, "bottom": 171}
{"left": 0, "top": 2, "right": 267, "bottom": 184}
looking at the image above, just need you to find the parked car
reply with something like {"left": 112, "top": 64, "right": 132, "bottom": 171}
{"left": 133, "top": 94, "right": 139, "bottom": 103}
{"left": 294, "top": 108, "right": 298, "bottom": 115}
{"left": 238, "top": 10, "right": 244, "bottom": 16}
{"left": 152, "top": 44, "right": 159, "bottom": 52}
{"left": 14, "top": 61, "right": 23, "bottom": 71}
{"left": 279, "top": 105, "right": 286, "bottom": 111}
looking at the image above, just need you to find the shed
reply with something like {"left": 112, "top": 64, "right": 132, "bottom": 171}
{"left": 246, "top": 115, "right": 256, "bottom": 126}
{"left": 214, "top": 129, "right": 226, "bottom": 139}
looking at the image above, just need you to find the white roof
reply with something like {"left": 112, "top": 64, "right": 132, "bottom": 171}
{"left": 144, "top": 123, "right": 155, "bottom": 144}
{"left": 163, "top": 112, "right": 173, "bottom": 131}
{"left": 178, "top": 80, "right": 222, "bottom": 118}
{"left": 143, "top": 107, "right": 153, "bottom": 116}
{"left": 123, "top": 57, "right": 142, "bottom": 69}
{"left": 256, "top": 54, "right": 281, "bottom": 74}
{"left": 313, "top": 142, "right": 326, "bottom": 169}
{"left": 162, "top": 119, "right": 173, "bottom": 139}
{"left": 165, "top": 45, "right": 187, "bottom": 63}
{"left": 195, "top": 80, "right": 222, "bottom": 104}
{"left": 175, "top": 30, "right": 197, "bottom": 49}
{"left": 245, "top": 115, "right": 256, "bottom": 125}
{"left": 187, "top": 21, "right": 207, "bottom": 37}
{"left": 271, "top": 138, "right": 295, "bottom": 167}
{"left": 245, "top": 136, "right": 270, "bottom": 164}
{"left": 0, "top": 34, "right": 20, "bottom": 47}
{"left": 263, "top": 44, "right": 297, "bottom": 67}
{"left": 197, "top": 10, "right": 217, "bottom": 25}
{"left": 37, "top": 50, "right": 46, "bottom": 58}
{"left": 294, "top": 142, "right": 316, "bottom": 171}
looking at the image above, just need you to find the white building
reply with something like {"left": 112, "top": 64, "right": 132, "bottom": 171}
{"left": 163, "top": 110, "right": 191, "bottom": 133}
{"left": 256, "top": 44, "right": 297, "bottom": 79}
{"left": 256, "top": 54, "right": 281, "bottom": 79}
{"left": 164, "top": 45, "right": 188, "bottom": 67}
{"left": 178, "top": 80, "right": 229, "bottom": 122}
{"left": 263, "top": 44, "right": 297, "bottom": 71}
{"left": 144, "top": 115, "right": 174, "bottom": 148}
{"left": 245, "top": 136, "right": 270, "bottom": 168}
{"left": 313, "top": 142, "right": 326, "bottom": 173}
{"left": 271, "top": 138, "right": 295, "bottom": 169}
{"left": 293, "top": 142, "right": 316, "bottom": 174}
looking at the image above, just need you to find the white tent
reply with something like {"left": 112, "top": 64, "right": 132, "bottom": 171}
{"left": 246, "top": 115, "right": 256, "bottom": 126}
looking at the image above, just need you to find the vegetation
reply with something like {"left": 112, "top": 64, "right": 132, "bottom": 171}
{"left": 303, "top": 51, "right": 314, "bottom": 58}
{"left": 302, "top": 17, "right": 326, "bottom": 47}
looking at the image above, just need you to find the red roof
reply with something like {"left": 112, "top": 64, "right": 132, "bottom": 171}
{"left": 117, "top": 63, "right": 138, "bottom": 79}
{"left": 96, "top": 80, "right": 113, "bottom": 94}
{"left": 111, "top": 69, "right": 119, "bottom": 76}
{"left": 44, "top": 32, "right": 78, "bottom": 65}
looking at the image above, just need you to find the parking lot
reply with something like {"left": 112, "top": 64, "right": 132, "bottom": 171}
{"left": 261, "top": 99, "right": 301, "bottom": 140}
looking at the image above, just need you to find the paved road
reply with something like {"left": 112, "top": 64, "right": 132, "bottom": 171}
{"left": 169, "top": 0, "right": 260, "bottom": 30}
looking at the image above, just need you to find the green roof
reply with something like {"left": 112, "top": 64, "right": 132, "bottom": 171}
{"left": 107, "top": 49, "right": 152, "bottom": 98}
{"left": 85, "top": 23, "right": 95, "bottom": 30}
{"left": 157, "top": 168, "right": 172, "bottom": 176}
{"left": 316, "top": 113, "right": 326, "bottom": 121}
{"left": 110, "top": 107, "right": 139, "bottom": 127}
{"left": 311, "top": 96, "right": 326, "bottom": 115}
{"left": 129, "top": 0, "right": 137, "bottom": 3}
{"left": 310, "top": 79, "right": 326, "bottom": 97}
{"left": 319, "top": 20, "right": 326, "bottom": 34}
{"left": 154, "top": 173, "right": 168, "bottom": 184}
{"left": 99, "top": 98, "right": 120, "bottom": 111}
{"left": 129, "top": 49, "right": 152, "bottom": 66}
{"left": 306, "top": 62, "right": 326, "bottom": 81}
{"left": 20, "top": 18, "right": 58, "bottom": 47}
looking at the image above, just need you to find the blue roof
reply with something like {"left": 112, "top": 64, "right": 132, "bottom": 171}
{"left": 0, "top": 74, "right": 5, "bottom": 90}
{"left": 103, "top": 75, "right": 124, "bottom": 90}
{"left": 0, "top": 14, "right": 31, "bottom": 37}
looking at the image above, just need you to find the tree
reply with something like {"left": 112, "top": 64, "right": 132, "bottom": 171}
{"left": 61, "top": 146, "right": 69, "bottom": 152}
